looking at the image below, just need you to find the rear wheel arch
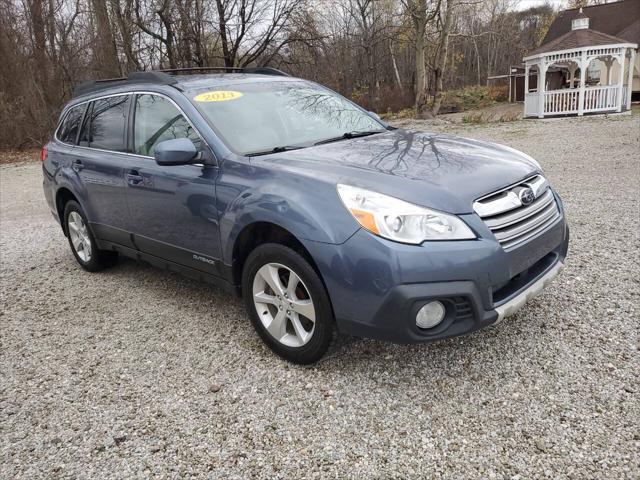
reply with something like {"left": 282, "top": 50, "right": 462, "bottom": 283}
{"left": 55, "top": 187, "right": 80, "bottom": 235}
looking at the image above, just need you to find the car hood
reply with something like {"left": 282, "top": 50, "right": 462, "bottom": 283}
{"left": 252, "top": 129, "right": 541, "bottom": 214}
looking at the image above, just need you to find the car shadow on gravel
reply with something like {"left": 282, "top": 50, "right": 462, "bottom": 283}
{"left": 104, "top": 254, "right": 551, "bottom": 382}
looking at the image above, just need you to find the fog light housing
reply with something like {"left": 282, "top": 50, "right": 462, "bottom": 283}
{"left": 416, "top": 301, "right": 446, "bottom": 329}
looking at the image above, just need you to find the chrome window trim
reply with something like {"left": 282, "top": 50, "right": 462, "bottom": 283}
{"left": 55, "top": 90, "right": 214, "bottom": 162}
{"left": 71, "top": 143, "right": 205, "bottom": 167}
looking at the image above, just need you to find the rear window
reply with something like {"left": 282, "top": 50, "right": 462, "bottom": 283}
{"left": 57, "top": 105, "right": 85, "bottom": 145}
{"left": 79, "top": 95, "right": 129, "bottom": 152}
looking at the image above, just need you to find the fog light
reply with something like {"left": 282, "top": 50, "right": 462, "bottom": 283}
{"left": 416, "top": 301, "right": 446, "bottom": 329}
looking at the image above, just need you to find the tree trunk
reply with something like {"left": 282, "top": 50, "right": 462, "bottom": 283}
{"left": 157, "top": 1, "right": 176, "bottom": 69}
{"left": 111, "top": 0, "right": 141, "bottom": 72}
{"left": 390, "top": 42, "right": 403, "bottom": 91}
{"left": 430, "top": 0, "right": 454, "bottom": 116}
{"left": 92, "top": 0, "right": 121, "bottom": 77}
{"left": 356, "top": 0, "right": 377, "bottom": 110}
{"left": 413, "top": 0, "right": 429, "bottom": 117}
{"left": 29, "top": 0, "right": 48, "bottom": 84}
{"left": 215, "top": 0, "right": 233, "bottom": 68}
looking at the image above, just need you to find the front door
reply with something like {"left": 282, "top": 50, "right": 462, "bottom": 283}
{"left": 125, "top": 93, "right": 221, "bottom": 275}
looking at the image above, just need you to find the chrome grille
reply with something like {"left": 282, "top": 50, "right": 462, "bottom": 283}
{"left": 474, "top": 175, "right": 561, "bottom": 251}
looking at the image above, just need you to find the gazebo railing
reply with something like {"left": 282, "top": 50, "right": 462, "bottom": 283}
{"left": 525, "top": 85, "right": 622, "bottom": 117}
{"left": 544, "top": 90, "right": 579, "bottom": 115}
{"left": 524, "top": 92, "right": 540, "bottom": 116}
{"left": 583, "top": 85, "right": 618, "bottom": 112}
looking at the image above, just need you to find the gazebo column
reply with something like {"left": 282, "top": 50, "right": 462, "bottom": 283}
{"left": 628, "top": 48, "right": 636, "bottom": 110}
{"left": 569, "top": 64, "right": 577, "bottom": 88}
{"left": 616, "top": 53, "right": 625, "bottom": 112}
{"left": 524, "top": 64, "right": 529, "bottom": 95}
{"left": 578, "top": 51, "right": 587, "bottom": 116}
{"left": 537, "top": 60, "right": 547, "bottom": 118}
{"left": 603, "top": 56, "right": 614, "bottom": 85}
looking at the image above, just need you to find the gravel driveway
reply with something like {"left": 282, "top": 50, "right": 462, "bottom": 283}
{"left": 1, "top": 112, "right": 639, "bottom": 479}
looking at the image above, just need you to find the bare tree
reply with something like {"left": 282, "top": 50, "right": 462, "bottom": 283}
{"left": 214, "top": 0, "right": 304, "bottom": 68}
{"left": 404, "top": 0, "right": 440, "bottom": 117}
{"left": 135, "top": 0, "right": 177, "bottom": 68}
{"left": 430, "top": 0, "right": 454, "bottom": 116}
{"left": 0, "top": 0, "right": 562, "bottom": 148}
{"left": 111, "top": 0, "right": 142, "bottom": 72}
{"left": 92, "top": 0, "right": 121, "bottom": 76}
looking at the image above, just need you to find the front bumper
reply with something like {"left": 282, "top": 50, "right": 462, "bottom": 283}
{"left": 494, "top": 260, "right": 564, "bottom": 323}
{"left": 302, "top": 205, "right": 569, "bottom": 344}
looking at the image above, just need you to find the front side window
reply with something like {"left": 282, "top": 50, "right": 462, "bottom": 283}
{"left": 79, "top": 95, "right": 129, "bottom": 152}
{"left": 57, "top": 104, "right": 85, "bottom": 145}
{"left": 188, "top": 80, "right": 385, "bottom": 155}
{"left": 134, "top": 94, "right": 202, "bottom": 157}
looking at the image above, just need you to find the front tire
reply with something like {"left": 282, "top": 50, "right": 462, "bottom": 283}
{"left": 242, "top": 243, "right": 334, "bottom": 364}
{"left": 63, "top": 200, "right": 117, "bottom": 272}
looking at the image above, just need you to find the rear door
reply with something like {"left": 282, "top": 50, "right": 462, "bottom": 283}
{"left": 73, "top": 95, "right": 134, "bottom": 247}
{"left": 124, "top": 93, "right": 221, "bottom": 275}
{"left": 44, "top": 104, "right": 87, "bottom": 212}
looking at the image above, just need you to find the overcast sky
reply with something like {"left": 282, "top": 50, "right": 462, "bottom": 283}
{"left": 513, "top": 0, "right": 569, "bottom": 10}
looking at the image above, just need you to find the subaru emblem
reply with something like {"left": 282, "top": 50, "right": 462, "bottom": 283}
{"left": 519, "top": 187, "right": 535, "bottom": 206}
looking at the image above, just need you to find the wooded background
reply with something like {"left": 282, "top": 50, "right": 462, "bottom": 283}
{"left": 1, "top": 0, "right": 597, "bottom": 149}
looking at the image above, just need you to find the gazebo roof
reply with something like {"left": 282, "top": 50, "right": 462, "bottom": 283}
{"left": 542, "top": 0, "right": 640, "bottom": 45}
{"left": 527, "top": 28, "right": 631, "bottom": 57}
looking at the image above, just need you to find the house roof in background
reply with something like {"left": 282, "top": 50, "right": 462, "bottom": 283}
{"left": 543, "top": 0, "right": 640, "bottom": 45}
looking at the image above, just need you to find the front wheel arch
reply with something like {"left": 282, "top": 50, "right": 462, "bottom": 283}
{"left": 231, "top": 222, "right": 324, "bottom": 288}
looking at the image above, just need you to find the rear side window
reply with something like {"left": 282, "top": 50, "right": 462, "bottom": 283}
{"left": 78, "top": 103, "right": 92, "bottom": 147}
{"left": 79, "top": 95, "right": 129, "bottom": 152}
{"left": 133, "top": 94, "right": 202, "bottom": 157}
{"left": 57, "top": 105, "right": 85, "bottom": 145}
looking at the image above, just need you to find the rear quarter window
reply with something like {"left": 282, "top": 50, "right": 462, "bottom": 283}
{"left": 57, "top": 104, "right": 86, "bottom": 145}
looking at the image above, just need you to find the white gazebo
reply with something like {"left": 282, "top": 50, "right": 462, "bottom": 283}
{"left": 523, "top": 9, "right": 637, "bottom": 118}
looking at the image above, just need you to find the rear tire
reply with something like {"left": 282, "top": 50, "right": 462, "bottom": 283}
{"left": 63, "top": 200, "right": 117, "bottom": 272}
{"left": 242, "top": 243, "right": 334, "bottom": 364}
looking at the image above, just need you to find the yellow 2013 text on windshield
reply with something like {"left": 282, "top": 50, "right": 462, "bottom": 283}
{"left": 193, "top": 91, "right": 243, "bottom": 102}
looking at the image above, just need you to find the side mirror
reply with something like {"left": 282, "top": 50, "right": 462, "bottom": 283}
{"left": 154, "top": 138, "right": 198, "bottom": 166}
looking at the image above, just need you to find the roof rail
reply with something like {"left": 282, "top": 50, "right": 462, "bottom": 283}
{"left": 73, "top": 71, "right": 178, "bottom": 98}
{"left": 72, "top": 66, "right": 289, "bottom": 98}
{"left": 159, "top": 66, "right": 290, "bottom": 77}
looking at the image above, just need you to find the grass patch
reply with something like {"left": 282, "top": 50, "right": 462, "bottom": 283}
{"left": 442, "top": 85, "right": 507, "bottom": 113}
{"left": 462, "top": 112, "right": 495, "bottom": 124}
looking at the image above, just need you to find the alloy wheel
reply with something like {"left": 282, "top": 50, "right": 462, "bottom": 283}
{"left": 68, "top": 211, "right": 92, "bottom": 262}
{"left": 252, "top": 262, "right": 316, "bottom": 347}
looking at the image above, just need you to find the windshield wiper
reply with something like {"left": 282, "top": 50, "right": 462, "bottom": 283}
{"left": 314, "top": 130, "right": 384, "bottom": 146}
{"left": 246, "top": 145, "right": 305, "bottom": 157}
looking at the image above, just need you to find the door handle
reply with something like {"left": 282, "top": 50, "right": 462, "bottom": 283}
{"left": 126, "top": 170, "right": 143, "bottom": 186}
{"left": 72, "top": 159, "right": 84, "bottom": 172}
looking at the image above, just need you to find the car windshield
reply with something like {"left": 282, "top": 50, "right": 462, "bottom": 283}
{"left": 188, "top": 80, "right": 385, "bottom": 155}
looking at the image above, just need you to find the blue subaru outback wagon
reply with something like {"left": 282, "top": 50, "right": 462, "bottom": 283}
{"left": 42, "top": 68, "right": 569, "bottom": 363}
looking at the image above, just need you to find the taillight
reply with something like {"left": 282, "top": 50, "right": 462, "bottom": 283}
{"left": 40, "top": 146, "right": 48, "bottom": 162}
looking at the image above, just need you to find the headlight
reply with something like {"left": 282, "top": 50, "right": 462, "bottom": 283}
{"left": 337, "top": 184, "right": 476, "bottom": 244}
